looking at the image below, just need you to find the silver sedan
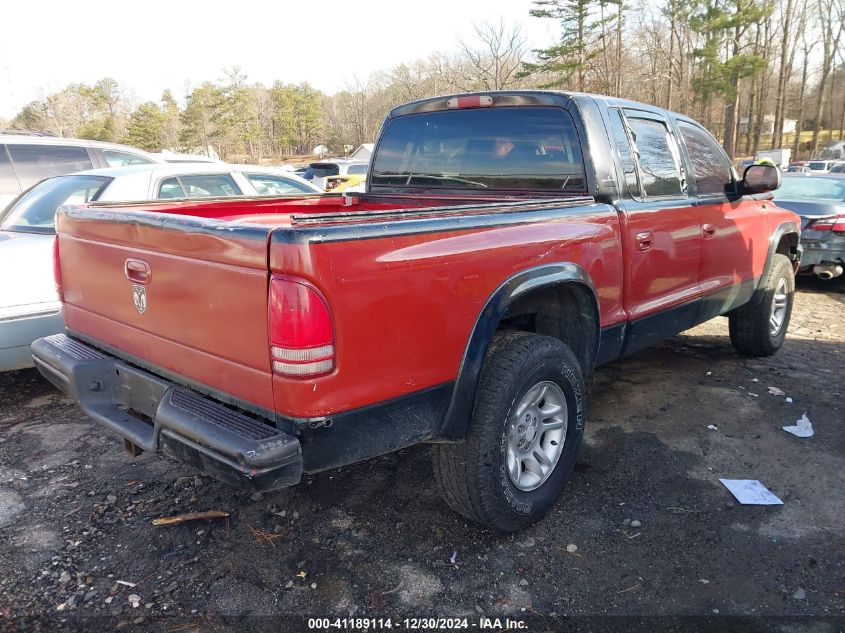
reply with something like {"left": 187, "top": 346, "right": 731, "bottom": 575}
{"left": 0, "top": 163, "right": 320, "bottom": 371}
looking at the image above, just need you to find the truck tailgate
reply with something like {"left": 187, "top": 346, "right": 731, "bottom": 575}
{"left": 57, "top": 208, "right": 275, "bottom": 413}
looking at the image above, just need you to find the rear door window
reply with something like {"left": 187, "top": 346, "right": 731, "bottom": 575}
{"left": 0, "top": 145, "right": 21, "bottom": 198}
{"left": 157, "top": 174, "right": 242, "bottom": 199}
{"left": 7, "top": 144, "right": 93, "bottom": 189}
{"left": 624, "top": 115, "right": 684, "bottom": 197}
{"left": 677, "top": 121, "right": 735, "bottom": 196}
{"left": 370, "top": 106, "right": 586, "bottom": 192}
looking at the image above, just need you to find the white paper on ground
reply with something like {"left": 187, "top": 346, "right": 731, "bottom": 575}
{"left": 783, "top": 413, "right": 814, "bottom": 438}
{"left": 719, "top": 479, "right": 784, "bottom": 505}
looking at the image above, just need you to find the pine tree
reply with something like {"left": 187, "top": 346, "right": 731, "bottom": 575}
{"left": 519, "top": 0, "right": 600, "bottom": 90}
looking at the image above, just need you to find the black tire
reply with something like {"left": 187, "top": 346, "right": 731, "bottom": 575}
{"left": 433, "top": 331, "right": 585, "bottom": 532}
{"left": 729, "top": 253, "right": 795, "bottom": 356}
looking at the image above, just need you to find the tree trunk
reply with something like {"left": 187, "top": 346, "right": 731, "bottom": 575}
{"left": 744, "top": 80, "right": 756, "bottom": 156}
{"left": 792, "top": 49, "right": 810, "bottom": 158}
{"left": 771, "top": 0, "right": 795, "bottom": 149}
{"left": 667, "top": 1, "right": 676, "bottom": 110}
{"left": 810, "top": 67, "right": 831, "bottom": 156}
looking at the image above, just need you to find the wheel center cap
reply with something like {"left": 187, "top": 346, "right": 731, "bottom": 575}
{"left": 523, "top": 411, "right": 538, "bottom": 443}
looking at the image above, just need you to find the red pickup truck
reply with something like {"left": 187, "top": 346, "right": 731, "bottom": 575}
{"left": 33, "top": 92, "right": 801, "bottom": 531}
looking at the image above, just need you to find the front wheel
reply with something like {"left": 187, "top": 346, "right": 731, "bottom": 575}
{"left": 433, "top": 331, "right": 585, "bottom": 532}
{"left": 729, "top": 253, "right": 795, "bottom": 356}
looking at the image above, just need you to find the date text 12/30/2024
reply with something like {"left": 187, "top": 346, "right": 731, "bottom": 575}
{"left": 307, "top": 618, "right": 528, "bottom": 630}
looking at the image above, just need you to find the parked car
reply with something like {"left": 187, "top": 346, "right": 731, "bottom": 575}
{"left": 787, "top": 164, "right": 811, "bottom": 173}
{"left": 773, "top": 173, "right": 845, "bottom": 279}
{"left": 33, "top": 91, "right": 799, "bottom": 532}
{"left": 0, "top": 134, "right": 163, "bottom": 210}
{"left": 0, "top": 164, "right": 320, "bottom": 371}
{"left": 806, "top": 160, "right": 836, "bottom": 172}
{"left": 300, "top": 160, "right": 369, "bottom": 190}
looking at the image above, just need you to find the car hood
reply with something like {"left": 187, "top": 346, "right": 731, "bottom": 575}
{"left": 0, "top": 230, "right": 60, "bottom": 312}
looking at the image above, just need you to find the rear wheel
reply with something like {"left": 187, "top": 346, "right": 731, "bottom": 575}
{"left": 729, "top": 253, "right": 795, "bottom": 356}
{"left": 433, "top": 331, "right": 585, "bottom": 532}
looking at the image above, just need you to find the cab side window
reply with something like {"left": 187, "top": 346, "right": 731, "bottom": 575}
{"left": 677, "top": 121, "right": 735, "bottom": 196}
{"left": 625, "top": 116, "right": 684, "bottom": 197}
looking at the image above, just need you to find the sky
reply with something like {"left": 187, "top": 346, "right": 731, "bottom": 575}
{"left": 0, "top": 0, "right": 558, "bottom": 120}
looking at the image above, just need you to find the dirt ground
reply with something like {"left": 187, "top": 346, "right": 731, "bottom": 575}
{"left": 0, "top": 279, "right": 843, "bottom": 632}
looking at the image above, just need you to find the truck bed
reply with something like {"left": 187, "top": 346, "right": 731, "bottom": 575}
{"left": 56, "top": 193, "right": 620, "bottom": 422}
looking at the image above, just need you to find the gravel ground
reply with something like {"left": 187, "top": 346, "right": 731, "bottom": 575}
{"left": 0, "top": 278, "right": 843, "bottom": 632}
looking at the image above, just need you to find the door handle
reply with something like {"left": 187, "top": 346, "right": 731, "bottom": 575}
{"left": 125, "top": 259, "right": 151, "bottom": 285}
{"left": 702, "top": 223, "right": 716, "bottom": 239}
{"left": 635, "top": 231, "right": 654, "bottom": 251}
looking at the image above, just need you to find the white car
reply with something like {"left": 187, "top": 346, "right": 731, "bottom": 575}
{"left": 0, "top": 163, "right": 320, "bottom": 371}
{"left": 0, "top": 134, "right": 165, "bottom": 210}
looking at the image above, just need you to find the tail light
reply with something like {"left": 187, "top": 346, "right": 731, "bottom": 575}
{"left": 809, "top": 215, "right": 845, "bottom": 232}
{"left": 268, "top": 276, "right": 334, "bottom": 377}
{"left": 52, "top": 236, "right": 64, "bottom": 302}
{"left": 446, "top": 95, "right": 493, "bottom": 109}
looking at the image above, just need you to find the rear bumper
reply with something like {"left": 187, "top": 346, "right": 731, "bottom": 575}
{"left": 31, "top": 333, "right": 302, "bottom": 491}
{"left": 798, "top": 231, "right": 845, "bottom": 268}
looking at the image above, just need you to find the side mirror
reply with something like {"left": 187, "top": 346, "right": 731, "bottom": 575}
{"left": 742, "top": 164, "right": 781, "bottom": 194}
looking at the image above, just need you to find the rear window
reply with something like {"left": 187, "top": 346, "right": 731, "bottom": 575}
{"left": 370, "top": 107, "right": 586, "bottom": 192}
{"left": 0, "top": 175, "right": 112, "bottom": 234}
{"left": 245, "top": 173, "right": 315, "bottom": 195}
{"left": 347, "top": 163, "right": 369, "bottom": 175}
{"left": 157, "top": 174, "right": 242, "bottom": 199}
{"left": 7, "top": 144, "right": 93, "bottom": 189}
{"left": 102, "top": 149, "right": 156, "bottom": 167}
{"left": 302, "top": 164, "right": 340, "bottom": 180}
{"left": 776, "top": 177, "right": 845, "bottom": 201}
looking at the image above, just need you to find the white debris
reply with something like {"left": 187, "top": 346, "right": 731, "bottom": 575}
{"left": 566, "top": 543, "right": 578, "bottom": 553}
{"left": 783, "top": 414, "right": 813, "bottom": 438}
{"left": 785, "top": 397, "right": 793, "bottom": 404}
{"left": 707, "top": 424, "right": 718, "bottom": 431}
{"left": 116, "top": 580, "right": 136, "bottom": 587}
{"left": 751, "top": 378, "right": 759, "bottom": 383}
{"left": 719, "top": 479, "right": 783, "bottom": 505}
{"left": 767, "top": 386, "right": 785, "bottom": 396}
{"left": 706, "top": 371, "right": 712, "bottom": 376}
{"left": 449, "top": 550, "right": 457, "bottom": 565}
{"left": 127, "top": 594, "right": 141, "bottom": 608}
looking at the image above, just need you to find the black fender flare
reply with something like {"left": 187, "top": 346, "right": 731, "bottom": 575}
{"left": 436, "top": 263, "right": 599, "bottom": 441}
{"left": 753, "top": 221, "right": 800, "bottom": 302}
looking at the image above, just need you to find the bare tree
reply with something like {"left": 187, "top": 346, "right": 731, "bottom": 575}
{"left": 770, "top": 0, "right": 798, "bottom": 148}
{"left": 810, "top": 0, "right": 845, "bottom": 155}
{"left": 459, "top": 19, "right": 528, "bottom": 90}
{"left": 792, "top": 18, "right": 817, "bottom": 158}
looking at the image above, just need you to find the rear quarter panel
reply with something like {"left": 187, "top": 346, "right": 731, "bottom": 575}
{"left": 269, "top": 205, "right": 625, "bottom": 418}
